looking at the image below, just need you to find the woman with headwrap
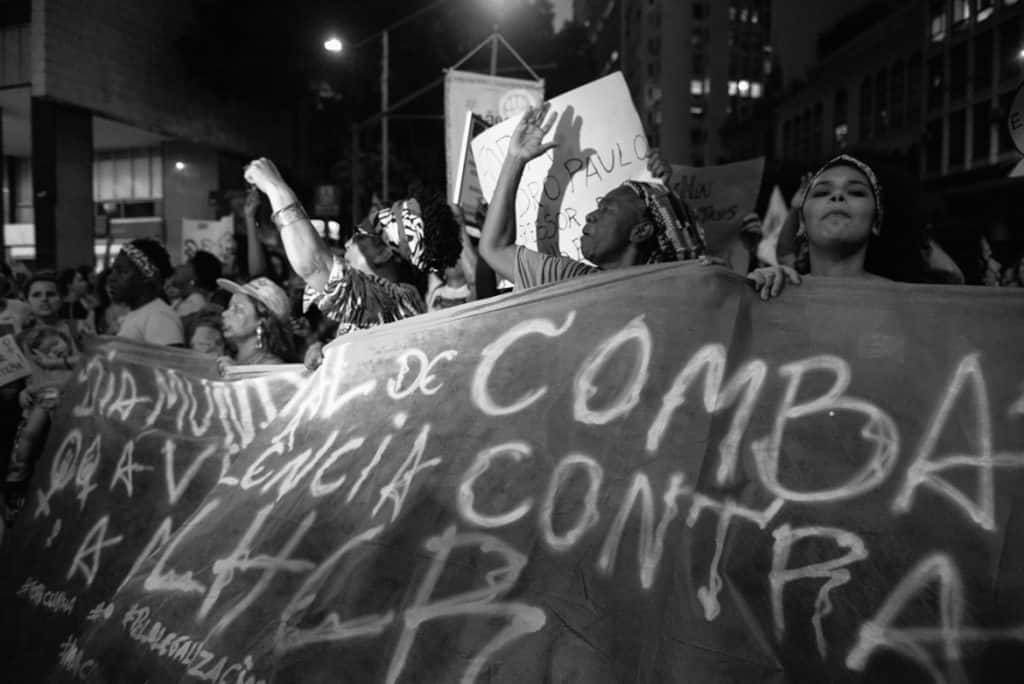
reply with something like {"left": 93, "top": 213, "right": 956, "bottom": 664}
{"left": 243, "top": 159, "right": 460, "bottom": 369}
{"left": 479, "top": 103, "right": 795, "bottom": 298}
{"left": 775, "top": 153, "right": 947, "bottom": 283}
{"left": 106, "top": 238, "right": 184, "bottom": 346}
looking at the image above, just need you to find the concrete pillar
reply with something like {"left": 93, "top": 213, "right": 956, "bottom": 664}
{"left": 30, "top": 98, "right": 94, "bottom": 270}
{"left": 161, "top": 140, "right": 219, "bottom": 263}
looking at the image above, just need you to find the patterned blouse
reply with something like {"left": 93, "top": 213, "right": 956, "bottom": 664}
{"left": 303, "top": 255, "right": 426, "bottom": 338}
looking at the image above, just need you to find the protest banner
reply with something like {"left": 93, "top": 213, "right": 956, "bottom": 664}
{"left": 0, "top": 338, "right": 305, "bottom": 681}
{"left": 668, "top": 157, "right": 765, "bottom": 250}
{"left": 472, "top": 72, "right": 657, "bottom": 261}
{"left": 0, "top": 332, "right": 32, "bottom": 386}
{"left": 3, "top": 270, "right": 1024, "bottom": 683}
{"left": 181, "top": 217, "right": 235, "bottom": 265}
{"left": 444, "top": 69, "right": 544, "bottom": 201}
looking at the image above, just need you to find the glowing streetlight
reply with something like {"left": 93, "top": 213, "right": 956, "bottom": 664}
{"left": 324, "top": 37, "right": 343, "bottom": 54}
{"left": 174, "top": 161, "right": 186, "bottom": 171}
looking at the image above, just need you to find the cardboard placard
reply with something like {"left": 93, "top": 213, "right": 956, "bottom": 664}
{"left": 667, "top": 157, "right": 765, "bottom": 250}
{"left": 472, "top": 72, "right": 656, "bottom": 260}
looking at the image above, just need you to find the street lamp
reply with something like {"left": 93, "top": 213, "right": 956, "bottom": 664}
{"left": 324, "top": 0, "right": 463, "bottom": 203}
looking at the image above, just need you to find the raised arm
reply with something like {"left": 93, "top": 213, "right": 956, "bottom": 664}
{"left": 478, "top": 104, "right": 558, "bottom": 283}
{"left": 243, "top": 187, "right": 268, "bottom": 279}
{"left": 244, "top": 158, "right": 333, "bottom": 292}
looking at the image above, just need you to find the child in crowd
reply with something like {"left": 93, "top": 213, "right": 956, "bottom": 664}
{"left": 427, "top": 263, "right": 472, "bottom": 311}
{"left": 184, "top": 308, "right": 227, "bottom": 357}
{"left": 4, "top": 325, "right": 78, "bottom": 522}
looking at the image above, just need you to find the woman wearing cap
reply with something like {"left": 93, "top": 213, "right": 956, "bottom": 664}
{"left": 107, "top": 238, "right": 184, "bottom": 346}
{"left": 243, "top": 159, "right": 450, "bottom": 369}
{"left": 217, "top": 276, "right": 295, "bottom": 371}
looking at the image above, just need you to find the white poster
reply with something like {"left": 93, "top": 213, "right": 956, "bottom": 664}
{"left": 471, "top": 72, "right": 655, "bottom": 261}
{"left": 0, "top": 333, "right": 32, "bottom": 387}
{"left": 181, "top": 217, "right": 235, "bottom": 267}
{"left": 445, "top": 69, "right": 544, "bottom": 201}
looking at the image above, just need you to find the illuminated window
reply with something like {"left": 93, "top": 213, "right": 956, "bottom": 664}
{"left": 691, "top": 105, "right": 705, "bottom": 117}
{"left": 738, "top": 79, "right": 750, "bottom": 96}
{"left": 952, "top": 0, "right": 971, "bottom": 28}
{"left": 740, "top": 8, "right": 748, "bottom": 22}
{"left": 691, "top": 79, "right": 704, "bottom": 95}
{"left": 728, "top": 80, "right": 738, "bottom": 95}
{"left": 930, "top": 0, "right": 947, "bottom": 41}
{"left": 751, "top": 82, "right": 763, "bottom": 98}
{"left": 976, "top": 0, "right": 994, "bottom": 21}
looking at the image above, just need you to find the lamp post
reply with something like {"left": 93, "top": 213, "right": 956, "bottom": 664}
{"left": 327, "top": 0, "right": 463, "bottom": 205}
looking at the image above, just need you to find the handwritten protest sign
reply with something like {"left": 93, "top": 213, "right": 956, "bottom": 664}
{"left": 0, "top": 332, "right": 32, "bottom": 386}
{"left": 0, "top": 339, "right": 305, "bottom": 681}
{"left": 668, "top": 157, "right": 765, "bottom": 250}
{"left": 472, "top": 72, "right": 656, "bottom": 260}
{"left": 4, "top": 272, "right": 1024, "bottom": 683}
{"left": 444, "top": 69, "right": 544, "bottom": 200}
{"left": 181, "top": 217, "right": 234, "bottom": 265}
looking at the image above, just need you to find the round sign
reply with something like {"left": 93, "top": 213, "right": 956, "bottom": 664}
{"left": 1008, "top": 81, "right": 1024, "bottom": 155}
{"left": 498, "top": 89, "right": 538, "bottom": 120}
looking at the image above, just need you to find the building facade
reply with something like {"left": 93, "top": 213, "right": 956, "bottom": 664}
{"left": 582, "top": 0, "right": 773, "bottom": 166}
{"left": 772, "top": 0, "right": 1024, "bottom": 214}
{"left": 0, "top": 0, "right": 304, "bottom": 270}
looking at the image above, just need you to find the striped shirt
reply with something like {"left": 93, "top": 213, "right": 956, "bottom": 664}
{"left": 513, "top": 246, "right": 598, "bottom": 291}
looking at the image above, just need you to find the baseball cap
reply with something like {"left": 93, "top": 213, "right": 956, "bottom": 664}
{"left": 216, "top": 277, "right": 291, "bottom": 322}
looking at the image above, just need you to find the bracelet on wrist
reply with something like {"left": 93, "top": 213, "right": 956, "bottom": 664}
{"left": 271, "top": 202, "right": 309, "bottom": 230}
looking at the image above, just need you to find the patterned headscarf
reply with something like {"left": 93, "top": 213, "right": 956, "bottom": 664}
{"left": 120, "top": 243, "right": 159, "bottom": 281}
{"left": 800, "top": 154, "right": 884, "bottom": 233}
{"left": 621, "top": 181, "right": 707, "bottom": 263}
{"left": 358, "top": 200, "right": 426, "bottom": 270}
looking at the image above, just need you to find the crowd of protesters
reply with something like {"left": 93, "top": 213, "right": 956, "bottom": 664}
{"left": 1, "top": 104, "right": 1022, "bottom": 523}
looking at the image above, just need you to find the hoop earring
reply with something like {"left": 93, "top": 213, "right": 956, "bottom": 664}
{"left": 256, "top": 321, "right": 265, "bottom": 350}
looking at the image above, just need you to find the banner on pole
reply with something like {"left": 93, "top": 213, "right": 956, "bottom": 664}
{"left": 472, "top": 72, "right": 656, "bottom": 261}
{"left": 444, "top": 70, "right": 543, "bottom": 202}
{"left": 3, "top": 271, "right": 1024, "bottom": 683}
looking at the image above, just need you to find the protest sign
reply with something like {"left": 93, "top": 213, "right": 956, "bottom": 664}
{"left": 0, "top": 332, "right": 32, "bottom": 386}
{"left": 181, "top": 217, "right": 235, "bottom": 265}
{"left": 668, "top": 157, "right": 765, "bottom": 250}
{"left": 0, "top": 339, "right": 305, "bottom": 681}
{"left": 472, "top": 72, "right": 656, "bottom": 260}
{"left": 4, "top": 269, "right": 1023, "bottom": 683}
{"left": 444, "top": 69, "right": 544, "bottom": 200}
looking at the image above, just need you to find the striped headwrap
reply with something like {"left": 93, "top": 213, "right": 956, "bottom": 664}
{"left": 120, "top": 243, "right": 159, "bottom": 281}
{"left": 621, "top": 181, "right": 707, "bottom": 263}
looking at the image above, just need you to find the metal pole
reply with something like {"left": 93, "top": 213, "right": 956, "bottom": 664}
{"left": 381, "top": 30, "right": 390, "bottom": 204}
{"left": 351, "top": 123, "right": 361, "bottom": 228}
{"left": 489, "top": 26, "right": 498, "bottom": 75}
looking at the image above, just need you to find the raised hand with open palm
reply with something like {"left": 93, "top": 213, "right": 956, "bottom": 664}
{"left": 508, "top": 103, "right": 559, "bottom": 163}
